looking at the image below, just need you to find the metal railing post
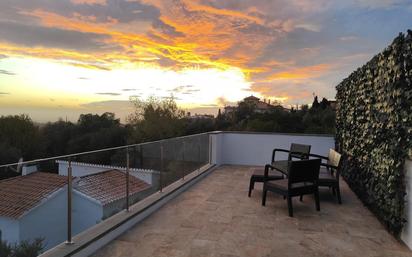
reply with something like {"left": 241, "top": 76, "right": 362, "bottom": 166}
{"left": 182, "top": 141, "right": 186, "bottom": 180}
{"left": 126, "top": 148, "right": 130, "bottom": 212}
{"left": 160, "top": 144, "right": 164, "bottom": 192}
{"left": 208, "top": 135, "right": 212, "bottom": 165}
{"left": 66, "top": 158, "right": 73, "bottom": 245}
{"left": 198, "top": 137, "right": 201, "bottom": 172}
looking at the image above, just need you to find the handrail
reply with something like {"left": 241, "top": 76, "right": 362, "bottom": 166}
{"left": 0, "top": 132, "right": 211, "bottom": 168}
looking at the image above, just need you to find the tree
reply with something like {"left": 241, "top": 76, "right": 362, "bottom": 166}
{"left": 320, "top": 97, "right": 330, "bottom": 109}
{"left": 128, "top": 96, "right": 185, "bottom": 142}
{"left": 0, "top": 115, "right": 41, "bottom": 164}
{"left": 312, "top": 96, "right": 320, "bottom": 109}
{"left": 234, "top": 100, "right": 256, "bottom": 123}
{"left": 40, "top": 119, "right": 75, "bottom": 156}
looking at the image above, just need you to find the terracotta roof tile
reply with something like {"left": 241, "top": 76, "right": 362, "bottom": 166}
{"left": 75, "top": 170, "right": 150, "bottom": 206}
{"left": 0, "top": 172, "right": 67, "bottom": 219}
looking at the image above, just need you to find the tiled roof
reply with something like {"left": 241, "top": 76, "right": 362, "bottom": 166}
{"left": 0, "top": 172, "right": 67, "bottom": 219}
{"left": 75, "top": 170, "right": 150, "bottom": 206}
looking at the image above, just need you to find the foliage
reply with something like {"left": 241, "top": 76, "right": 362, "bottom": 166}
{"left": 0, "top": 112, "right": 128, "bottom": 168}
{"left": 336, "top": 30, "right": 412, "bottom": 235}
{"left": 0, "top": 238, "right": 44, "bottom": 257}
{"left": 128, "top": 96, "right": 185, "bottom": 142}
{"left": 0, "top": 115, "right": 41, "bottom": 163}
{"left": 0, "top": 240, "right": 12, "bottom": 257}
{"left": 0, "top": 95, "right": 335, "bottom": 179}
{"left": 217, "top": 98, "right": 335, "bottom": 134}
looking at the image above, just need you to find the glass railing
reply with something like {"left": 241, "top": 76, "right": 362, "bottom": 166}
{"left": 0, "top": 133, "right": 211, "bottom": 253}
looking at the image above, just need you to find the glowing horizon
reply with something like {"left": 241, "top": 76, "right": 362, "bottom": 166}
{"left": 0, "top": 0, "right": 411, "bottom": 122}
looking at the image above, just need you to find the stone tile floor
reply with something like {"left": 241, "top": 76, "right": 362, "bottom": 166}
{"left": 92, "top": 165, "right": 412, "bottom": 257}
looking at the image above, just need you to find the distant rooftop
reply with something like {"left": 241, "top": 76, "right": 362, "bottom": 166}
{"left": 244, "top": 95, "right": 260, "bottom": 101}
{"left": 0, "top": 172, "right": 66, "bottom": 219}
{"left": 75, "top": 170, "right": 150, "bottom": 206}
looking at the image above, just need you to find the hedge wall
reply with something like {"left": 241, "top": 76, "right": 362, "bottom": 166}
{"left": 336, "top": 30, "right": 412, "bottom": 235}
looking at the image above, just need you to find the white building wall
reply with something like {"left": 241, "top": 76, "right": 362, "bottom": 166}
{"left": 72, "top": 191, "right": 103, "bottom": 236}
{"left": 19, "top": 189, "right": 68, "bottom": 251}
{"left": 212, "top": 132, "right": 335, "bottom": 166}
{"left": 0, "top": 216, "right": 19, "bottom": 244}
{"left": 17, "top": 189, "right": 104, "bottom": 251}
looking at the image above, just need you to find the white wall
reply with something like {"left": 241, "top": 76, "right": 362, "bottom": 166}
{"left": 57, "top": 161, "right": 155, "bottom": 185}
{"left": 212, "top": 132, "right": 335, "bottom": 166}
{"left": 72, "top": 192, "right": 103, "bottom": 236}
{"left": 401, "top": 158, "right": 412, "bottom": 249}
{"left": 18, "top": 188, "right": 105, "bottom": 251}
{"left": 0, "top": 216, "right": 19, "bottom": 244}
{"left": 19, "top": 189, "right": 68, "bottom": 251}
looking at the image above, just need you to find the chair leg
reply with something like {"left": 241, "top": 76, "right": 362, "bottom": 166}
{"left": 332, "top": 187, "right": 336, "bottom": 196}
{"left": 262, "top": 189, "right": 267, "bottom": 206}
{"left": 248, "top": 178, "right": 254, "bottom": 197}
{"left": 314, "top": 189, "right": 320, "bottom": 211}
{"left": 299, "top": 195, "right": 303, "bottom": 202}
{"left": 287, "top": 196, "right": 293, "bottom": 217}
{"left": 336, "top": 185, "right": 342, "bottom": 204}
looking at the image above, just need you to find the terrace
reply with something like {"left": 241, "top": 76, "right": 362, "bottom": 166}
{"left": 1, "top": 131, "right": 402, "bottom": 257}
{"left": 91, "top": 165, "right": 411, "bottom": 257}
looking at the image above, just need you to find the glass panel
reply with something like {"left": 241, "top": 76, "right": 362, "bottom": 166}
{"left": 0, "top": 133, "right": 211, "bottom": 255}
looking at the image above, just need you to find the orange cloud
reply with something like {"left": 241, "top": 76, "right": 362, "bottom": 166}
{"left": 70, "top": 0, "right": 107, "bottom": 5}
{"left": 182, "top": 1, "right": 264, "bottom": 25}
{"left": 7, "top": 2, "right": 333, "bottom": 93}
{"left": 268, "top": 64, "right": 332, "bottom": 80}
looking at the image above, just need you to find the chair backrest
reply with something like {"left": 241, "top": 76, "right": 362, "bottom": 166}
{"left": 288, "top": 159, "right": 321, "bottom": 185}
{"left": 327, "top": 149, "right": 341, "bottom": 168}
{"left": 289, "top": 143, "right": 311, "bottom": 160}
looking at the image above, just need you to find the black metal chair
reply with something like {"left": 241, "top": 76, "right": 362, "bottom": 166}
{"left": 248, "top": 143, "right": 311, "bottom": 197}
{"left": 309, "top": 149, "right": 343, "bottom": 204}
{"left": 271, "top": 143, "right": 311, "bottom": 174}
{"left": 262, "top": 159, "right": 321, "bottom": 217}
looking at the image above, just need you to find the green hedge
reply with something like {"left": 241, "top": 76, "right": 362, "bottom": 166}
{"left": 336, "top": 30, "right": 412, "bottom": 234}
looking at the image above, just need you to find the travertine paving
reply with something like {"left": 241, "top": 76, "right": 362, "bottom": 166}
{"left": 92, "top": 166, "right": 412, "bottom": 257}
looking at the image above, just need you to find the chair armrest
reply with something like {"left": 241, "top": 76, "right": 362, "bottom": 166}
{"left": 263, "top": 164, "right": 273, "bottom": 180}
{"left": 309, "top": 153, "right": 329, "bottom": 160}
{"left": 271, "top": 149, "right": 290, "bottom": 163}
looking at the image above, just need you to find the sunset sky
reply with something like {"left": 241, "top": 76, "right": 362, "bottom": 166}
{"left": 0, "top": 0, "right": 411, "bottom": 122}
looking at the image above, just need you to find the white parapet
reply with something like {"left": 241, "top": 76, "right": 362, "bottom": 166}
{"left": 210, "top": 132, "right": 335, "bottom": 166}
{"left": 402, "top": 158, "right": 412, "bottom": 249}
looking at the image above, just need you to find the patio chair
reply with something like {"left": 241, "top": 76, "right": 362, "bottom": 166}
{"left": 248, "top": 143, "right": 311, "bottom": 197}
{"left": 309, "top": 149, "right": 343, "bottom": 204}
{"left": 261, "top": 159, "right": 321, "bottom": 217}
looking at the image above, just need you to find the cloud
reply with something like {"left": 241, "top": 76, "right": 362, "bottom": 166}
{"left": 78, "top": 77, "right": 89, "bottom": 80}
{"left": 0, "top": 0, "right": 411, "bottom": 107}
{"left": 122, "top": 88, "right": 136, "bottom": 91}
{"left": 81, "top": 100, "right": 132, "bottom": 109}
{"left": 169, "top": 85, "right": 200, "bottom": 95}
{"left": 0, "top": 54, "right": 8, "bottom": 59}
{"left": 340, "top": 36, "right": 358, "bottom": 41}
{"left": 0, "top": 92, "right": 10, "bottom": 95}
{"left": 0, "top": 20, "right": 110, "bottom": 51}
{"left": 0, "top": 69, "right": 15, "bottom": 75}
{"left": 354, "top": 0, "right": 407, "bottom": 9}
{"left": 267, "top": 63, "right": 333, "bottom": 80}
{"left": 95, "top": 92, "right": 121, "bottom": 96}
{"left": 71, "top": 0, "right": 107, "bottom": 5}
